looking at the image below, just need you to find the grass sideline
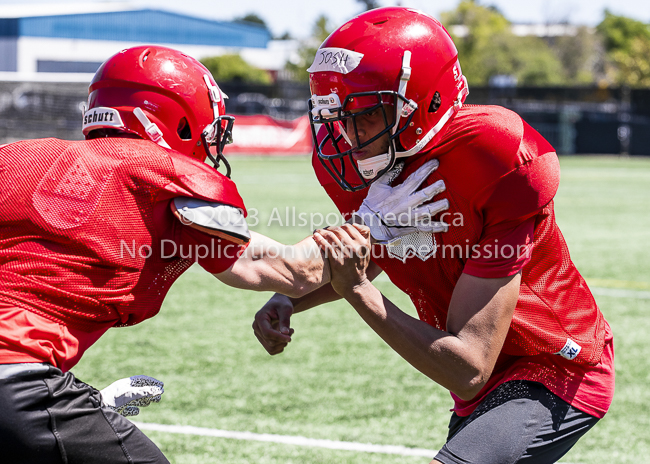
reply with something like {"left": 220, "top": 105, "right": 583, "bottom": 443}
{"left": 73, "top": 155, "right": 650, "bottom": 463}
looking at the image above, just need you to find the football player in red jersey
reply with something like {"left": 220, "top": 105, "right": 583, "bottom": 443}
{"left": 0, "top": 45, "right": 444, "bottom": 464}
{"left": 253, "top": 7, "right": 615, "bottom": 464}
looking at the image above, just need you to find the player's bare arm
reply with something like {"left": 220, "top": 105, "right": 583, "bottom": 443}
{"left": 173, "top": 157, "right": 449, "bottom": 302}
{"left": 251, "top": 158, "right": 449, "bottom": 356}
{"left": 214, "top": 231, "right": 331, "bottom": 298}
{"left": 169, "top": 197, "right": 330, "bottom": 298}
{"left": 252, "top": 251, "right": 384, "bottom": 355}
{"left": 315, "top": 224, "right": 520, "bottom": 401}
{"left": 253, "top": 223, "right": 373, "bottom": 356}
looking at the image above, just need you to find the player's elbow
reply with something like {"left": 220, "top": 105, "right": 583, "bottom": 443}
{"left": 453, "top": 375, "right": 488, "bottom": 401}
{"left": 280, "top": 271, "right": 309, "bottom": 298}
{"left": 448, "top": 362, "right": 491, "bottom": 401}
{"left": 282, "top": 285, "right": 308, "bottom": 299}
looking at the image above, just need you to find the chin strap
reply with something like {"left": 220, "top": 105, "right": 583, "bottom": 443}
{"left": 356, "top": 151, "right": 393, "bottom": 180}
{"left": 203, "top": 74, "right": 227, "bottom": 120}
{"left": 393, "top": 51, "right": 413, "bottom": 137}
{"left": 133, "top": 107, "right": 171, "bottom": 149}
{"left": 395, "top": 75, "right": 469, "bottom": 159}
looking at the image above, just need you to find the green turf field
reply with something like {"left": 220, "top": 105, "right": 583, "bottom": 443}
{"left": 73, "top": 155, "right": 650, "bottom": 463}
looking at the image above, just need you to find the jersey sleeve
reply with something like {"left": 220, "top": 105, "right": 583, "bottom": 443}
{"left": 463, "top": 216, "right": 535, "bottom": 278}
{"left": 154, "top": 200, "right": 247, "bottom": 274}
{"left": 463, "top": 151, "right": 560, "bottom": 279}
{"left": 176, "top": 225, "right": 247, "bottom": 274}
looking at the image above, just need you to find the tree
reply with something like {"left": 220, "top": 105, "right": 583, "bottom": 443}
{"left": 312, "top": 15, "right": 333, "bottom": 43}
{"left": 609, "top": 35, "right": 650, "bottom": 87}
{"left": 550, "top": 26, "right": 600, "bottom": 85}
{"left": 275, "top": 31, "right": 293, "bottom": 40}
{"left": 509, "top": 36, "right": 565, "bottom": 85}
{"left": 284, "top": 15, "right": 333, "bottom": 82}
{"left": 597, "top": 11, "right": 650, "bottom": 52}
{"left": 596, "top": 12, "right": 650, "bottom": 87}
{"left": 356, "top": 0, "right": 380, "bottom": 10}
{"left": 234, "top": 13, "right": 268, "bottom": 30}
{"left": 200, "top": 54, "right": 272, "bottom": 84}
{"left": 441, "top": 1, "right": 567, "bottom": 86}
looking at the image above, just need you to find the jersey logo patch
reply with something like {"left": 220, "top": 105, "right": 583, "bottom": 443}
{"left": 53, "top": 159, "right": 97, "bottom": 201}
{"left": 386, "top": 232, "right": 437, "bottom": 262}
{"left": 33, "top": 148, "right": 118, "bottom": 229}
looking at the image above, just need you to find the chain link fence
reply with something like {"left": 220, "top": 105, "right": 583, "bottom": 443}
{"left": 1, "top": 80, "right": 648, "bottom": 155}
{"left": 0, "top": 81, "right": 87, "bottom": 143}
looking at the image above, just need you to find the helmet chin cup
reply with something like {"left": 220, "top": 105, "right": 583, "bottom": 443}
{"left": 357, "top": 151, "right": 393, "bottom": 180}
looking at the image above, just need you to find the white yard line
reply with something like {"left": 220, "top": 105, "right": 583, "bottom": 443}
{"left": 133, "top": 421, "right": 578, "bottom": 462}
{"left": 590, "top": 287, "right": 650, "bottom": 299}
{"left": 132, "top": 421, "right": 437, "bottom": 457}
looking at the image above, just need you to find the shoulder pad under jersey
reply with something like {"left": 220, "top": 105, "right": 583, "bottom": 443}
{"left": 172, "top": 197, "right": 250, "bottom": 245}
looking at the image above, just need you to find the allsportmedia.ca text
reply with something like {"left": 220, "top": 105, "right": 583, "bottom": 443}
{"left": 252, "top": 206, "right": 466, "bottom": 231}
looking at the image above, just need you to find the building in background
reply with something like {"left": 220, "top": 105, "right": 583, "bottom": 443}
{"left": 0, "top": 2, "right": 309, "bottom": 148}
{"left": 0, "top": 2, "right": 297, "bottom": 82}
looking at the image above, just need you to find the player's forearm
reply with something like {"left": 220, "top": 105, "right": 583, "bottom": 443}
{"left": 340, "top": 281, "right": 489, "bottom": 400}
{"left": 232, "top": 233, "right": 331, "bottom": 297}
{"left": 287, "top": 260, "right": 383, "bottom": 313}
{"left": 285, "top": 283, "right": 342, "bottom": 313}
{"left": 276, "top": 236, "right": 331, "bottom": 298}
{"left": 214, "top": 232, "right": 329, "bottom": 297}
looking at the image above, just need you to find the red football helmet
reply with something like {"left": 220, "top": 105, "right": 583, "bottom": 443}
{"left": 308, "top": 7, "right": 469, "bottom": 191}
{"left": 83, "top": 45, "right": 234, "bottom": 176}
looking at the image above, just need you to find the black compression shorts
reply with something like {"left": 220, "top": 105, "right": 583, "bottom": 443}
{"left": 434, "top": 380, "right": 599, "bottom": 464}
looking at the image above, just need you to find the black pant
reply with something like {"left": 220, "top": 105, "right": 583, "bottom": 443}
{"left": 0, "top": 363, "right": 170, "bottom": 464}
{"left": 435, "top": 380, "right": 600, "bottom": 464}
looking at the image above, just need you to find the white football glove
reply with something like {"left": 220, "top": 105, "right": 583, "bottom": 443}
{"left": 100, "top": 375, "right": 164, "bottom": 417}
{"left": 352, "top": 159, "right": 449, "bottom": 243}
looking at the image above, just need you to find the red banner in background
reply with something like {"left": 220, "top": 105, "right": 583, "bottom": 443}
{"left": 225, "top": 115, "right": 313, "bottom": 155}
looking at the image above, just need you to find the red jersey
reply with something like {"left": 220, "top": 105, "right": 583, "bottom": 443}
{"left": 0, "top": 138, "right": 246, "bottom": 370}
{"left": 313, "top": 105, "right": 614, "bottom": 418}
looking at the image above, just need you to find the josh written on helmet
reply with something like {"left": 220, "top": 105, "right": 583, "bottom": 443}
{"left": 308, "top": 7, "right": 469, "bottom": 192}
{"left": 82, "top": 45, "right": 235, "bottom": 177}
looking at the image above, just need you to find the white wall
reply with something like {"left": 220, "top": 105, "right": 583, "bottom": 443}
{"left": 5, "top": 36, "right": 299, "bottom": 81}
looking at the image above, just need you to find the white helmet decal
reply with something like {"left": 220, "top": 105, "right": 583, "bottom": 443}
{"left": 307, "top": 48, "right": 364, "bottom": 74}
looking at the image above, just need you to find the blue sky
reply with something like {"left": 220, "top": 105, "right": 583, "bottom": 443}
{"left": 2, "top": 0, "right": 650, "bottom": 38}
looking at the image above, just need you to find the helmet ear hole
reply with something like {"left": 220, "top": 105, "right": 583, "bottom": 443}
{"left": 428, "top": 92, "right": 441, "bottom": 113}
{"left": 177, "top": 117, "right": 192, "bottom": 140}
